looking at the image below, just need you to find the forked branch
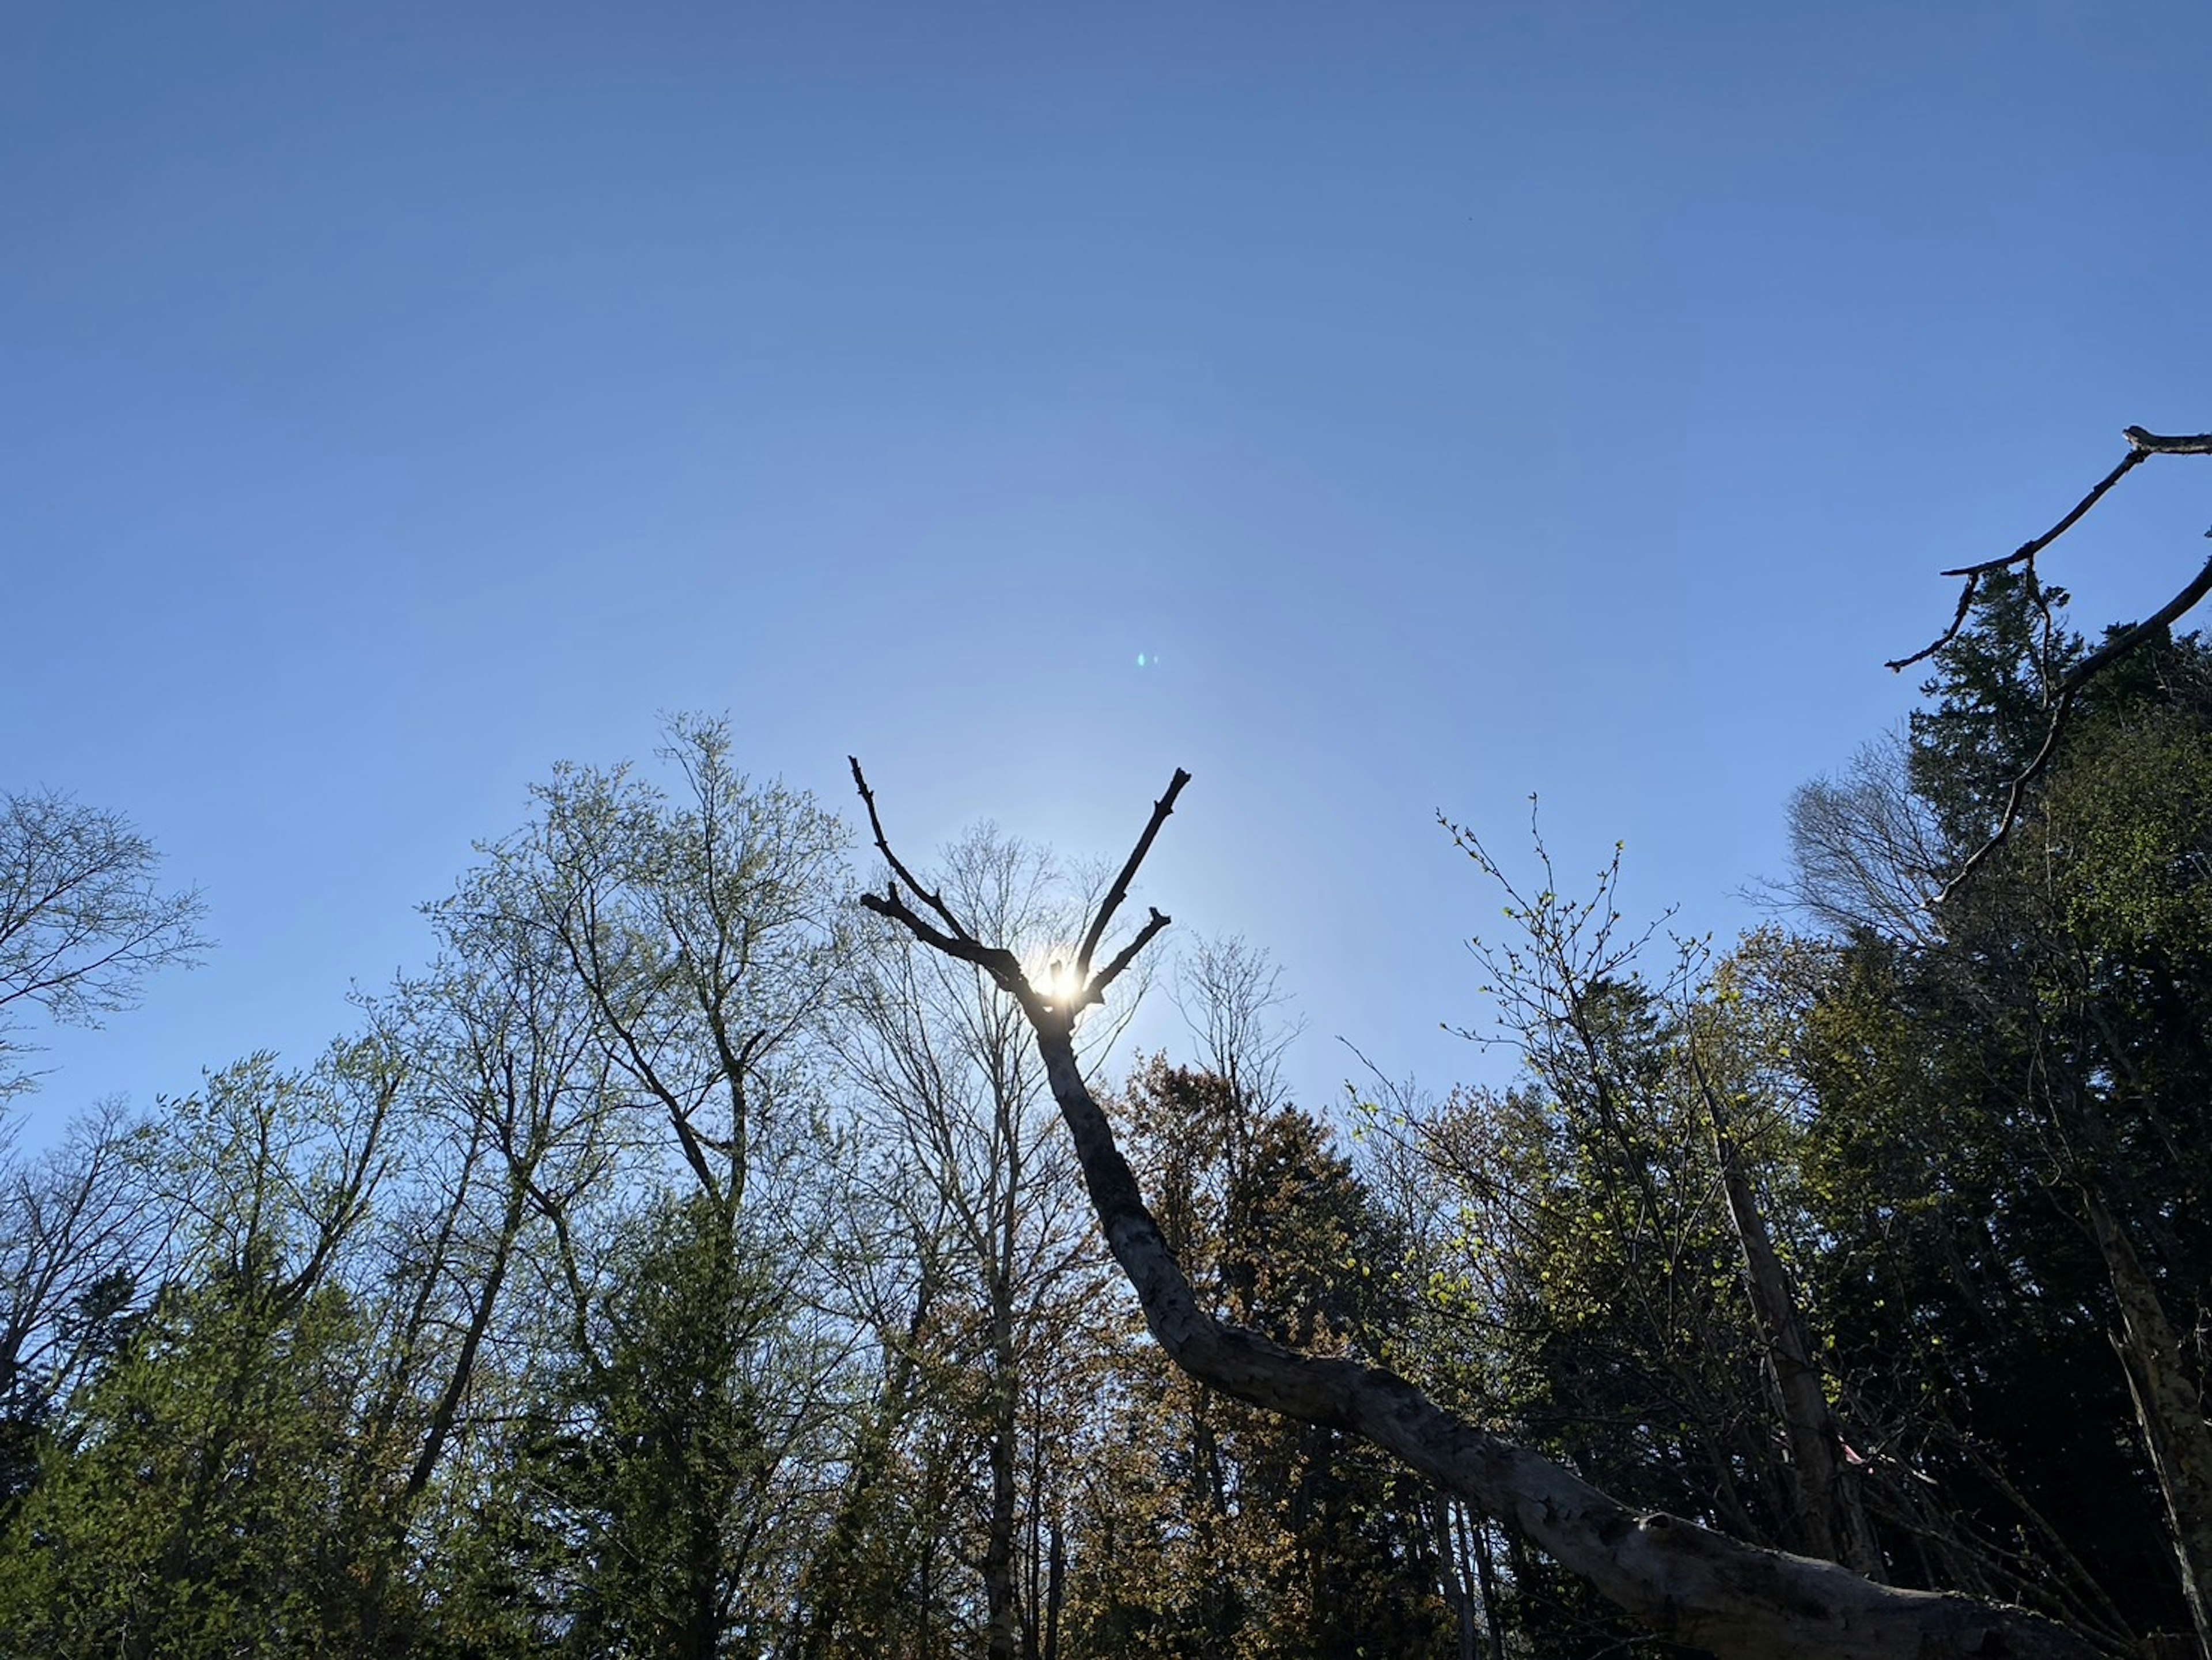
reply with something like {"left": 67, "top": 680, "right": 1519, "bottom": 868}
{"left": 1075, "top": 767, "right": 1190, "bottom": 984}
{"left": 1884, "top": 426, "right": 2212, "bottom": 901}
{"left": 852, "top": 759, "right": 1182, "bottom": 1018}
{"left": 850, "top": 762, "right": 2100, "bottom": 1660}
{"left": 850, "top": 755, "right": 979, "bottom": 948}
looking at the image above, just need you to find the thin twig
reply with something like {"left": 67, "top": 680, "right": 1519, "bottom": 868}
{"left": 1888, "top": 579, "right": 1984, "bottom": 678}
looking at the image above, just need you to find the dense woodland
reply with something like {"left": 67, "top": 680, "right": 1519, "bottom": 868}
{"left": 5, "top": 561, "right": 2212, "bottom": 1657}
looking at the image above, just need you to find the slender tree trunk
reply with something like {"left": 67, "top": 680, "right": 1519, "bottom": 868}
{"left": 1042, "top": 1515, "right": 1065, "bottom": 1660}
{"left": 684, "top": 1480, "right": 724, "bottom": 1660}
{"left": 2084, "top": 1185, "right": 2212, "bottom": 1659}
{"left": 1465, "top": 1506, "right": 1508, "bottom": 1660}
{"left": 1433, "top": 1494, "right": 1480, "bottom": 1660}
{"left": 983, "top": 1363, "right": 1021, "bottom": 1660}
{"left": 405, "top": 1169, "right": 529, "bottom": 1500}
{"left": 801, "top": 1270, "right": 935, "bottom": 1657}
{"left": 1695, "top": 1060, "right": 1884, "bottom": 1580}
{"left": 355, "top": 1125, "right": 482, "bottom": 1646}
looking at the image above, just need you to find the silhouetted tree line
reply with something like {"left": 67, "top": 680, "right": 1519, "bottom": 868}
{"left": 5, "top": 566, "right": 2212, "bottom": 1655}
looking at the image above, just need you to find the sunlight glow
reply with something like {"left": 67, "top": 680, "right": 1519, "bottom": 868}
{"left": 1031, "top": 953, "right": 1086, "bottom": 1011}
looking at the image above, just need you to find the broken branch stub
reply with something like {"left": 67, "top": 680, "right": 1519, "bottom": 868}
{"left": 849, "top": 759, "right": 2100, "bottom": 1660}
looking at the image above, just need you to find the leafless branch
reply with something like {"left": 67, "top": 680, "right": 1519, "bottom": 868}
{"left": 1080, "top": 906, "right": 1171, "bottom": 1010}
{"left": 854, "top": 760, "right": 1184, "bottom": 1020}
{"left": 849, "top": 756, "right": 975, "bottom": 946}
{"left": 1074, "top": 768, "right": 1190, "bottom": 983}
{"left": 1888, "top": 428, "right": 2211, "bottom": 674}
{"left": 1881, "top": 426, "right": 2212, "bottom": 902}
{"left": 858, "top": 883, "right": 1031, "bottom": 1000}
{"left": 850, "top": 759, "right": 1046, "bottom": 1016}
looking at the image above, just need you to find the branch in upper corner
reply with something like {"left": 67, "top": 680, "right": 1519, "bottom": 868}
{"left": 1886, "top": 444, "right": 2149, "bottom": 674}
{"left": 1074, "top": 767, "right": 1192, "bottom": 982}
{"left": 1885, "top": 428, "right": 2212, "bottom": 676}
{"left": 1900, "top": 423, "right": 2212, "bottom": 904}
{"left": 2122, "top": 427, "right": 2212, "bottom": 457}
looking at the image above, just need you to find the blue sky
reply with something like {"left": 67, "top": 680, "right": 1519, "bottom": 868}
{"left": 6, "top": 2, "right": 2210, "bottom": 1125}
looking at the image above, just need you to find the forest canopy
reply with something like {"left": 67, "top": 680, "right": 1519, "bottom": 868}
{"left": 7, "top": 465, "right": 2212, "bottom": 1656}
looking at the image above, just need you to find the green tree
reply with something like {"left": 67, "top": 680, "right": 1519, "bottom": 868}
{"left": 0, "top": 1055, "right": 408, "bottom": 1658}
{"left": 1786, "top": 579, "right": 2212, "bottom": 1649}
{"left": 1068, "top": 1062, "right": 1453, "bottom": 1659}
{"left": 518, "top": 1189, "right": 848, "bottom": 1658}
{"left": 0, "top": 1103, "right": 165, "bottom": 1515}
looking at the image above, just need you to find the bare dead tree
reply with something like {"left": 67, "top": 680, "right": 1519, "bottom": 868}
{"left": 1889, "top": 426, "right": 2212, "bottom": 900}
{"left": 0, "top": 789, "right": 208, "bottom": 1099}
{"left": 849, "top": 757, "right": 2100, "bottom": 1660}
{"left": 1760, "top": 732, "right": 1948, "bottom": 943}
{"left": 1171, "top": 933, "right": 1304, "bottom": 1117}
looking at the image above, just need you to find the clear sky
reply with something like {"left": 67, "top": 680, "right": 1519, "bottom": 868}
{"left": 6, "top": 2, "right": 2210, "bottom": 1128}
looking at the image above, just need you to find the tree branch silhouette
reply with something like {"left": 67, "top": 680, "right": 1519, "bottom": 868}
{"left": 850, "top": 759, "right": 2100, "bottom": 1660}
{"left": 1884, "top": 426, "right": 2212, "bottom": 901}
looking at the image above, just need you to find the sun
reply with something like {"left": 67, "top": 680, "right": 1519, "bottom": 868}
{"left": 1030, "top": 953, "right": 1086, "bottom": 1011}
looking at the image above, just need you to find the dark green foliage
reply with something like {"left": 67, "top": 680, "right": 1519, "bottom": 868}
{"left": 0, "top": 1261, "right": 404, "bottom": 1658}
{"left": 522, "top": 1193, "right": 798, "bottom": 1660}
{"left": 1791, "top": 581, "right": 2212, "bottom": 1644}
{"left": 1906, "top": 570, "right": 2082, "bottom": 851}
{"left": 1066, "top": 1064, "right": 1455, "bottom": 1659}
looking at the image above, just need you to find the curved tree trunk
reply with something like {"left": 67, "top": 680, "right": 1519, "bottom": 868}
{"left": 1030, "top": 1022, "right": 2088, "bottom": 1660}
{"left": 851, "top": 758, "right": 2101, "bottom": 1660}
